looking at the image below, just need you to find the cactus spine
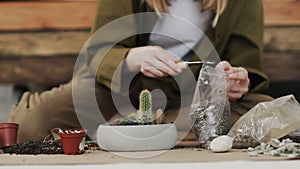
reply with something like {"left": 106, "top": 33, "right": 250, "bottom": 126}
{"left": 137, "top": 89, "right": 153, "bottom": 124}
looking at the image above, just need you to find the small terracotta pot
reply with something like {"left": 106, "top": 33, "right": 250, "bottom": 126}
{"left": 0, "top": 123, "right": 19, "bottom": 148}
{"left": 59, "top": 129, "right": 86, "bottom": 155}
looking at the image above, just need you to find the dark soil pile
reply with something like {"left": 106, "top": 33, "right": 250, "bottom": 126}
{"left": 2, "top": 140, "right": 63, "bottom": 155}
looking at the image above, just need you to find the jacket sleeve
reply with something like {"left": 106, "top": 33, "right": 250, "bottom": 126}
{"left": 221, "top": 0, "right": 269, "bottom": 93}
{"left": 87, "top": 0, "right": 136, "bottom": 92}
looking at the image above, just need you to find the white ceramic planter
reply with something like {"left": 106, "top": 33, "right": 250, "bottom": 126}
{"left": 97, "top": 123, "right": 177, "bottom": 151}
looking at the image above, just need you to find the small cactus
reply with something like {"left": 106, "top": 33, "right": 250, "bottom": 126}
{"left": 137, "top": 89, "right": 153, "bottom": 124}
{"left": 155, "top": 108, "right": 165, "bottom": 124}
{"left": 111, "top": 89, "right": 157, "bottom": 125}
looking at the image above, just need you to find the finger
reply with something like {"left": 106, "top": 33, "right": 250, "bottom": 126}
{"left": 143, "top": 71, "right": 168, "bottom": 78}
{"left": 229, "top": 85, "right": 249, "bottom": 94}
{"left": 143, "top": 52, "right": 181, "bottom": 75}
{"left": 153, "top": 46, "right": 181, "bottom": 63}
{"left": 167, "top": 52, "right": 181, "bottom": 62}
{"left": 141, "top": 67, "right": 167, "bottom": 78}
{"left": 151, "top": 58, "right": 180, "bottom": 76}
{"left": 156, "top": 54, "right": 182, "bottom": 74}
{"left": 229, "top": 67, "right": 247, "bottom": 80}
{"left": 141, "top": 69, "right": 159, "bottom": 78}
{"left": 150, "top": 46, "right": 182, "bottom": 73}
{"left": 228, "top": 72, "right": 246, "bottom": 80}
{"left": 227, "top": 91, "right": 244, "bottom": 100}
{"left": 177, "top": 62, "right": 188, "bottom": 69}
{"left": 215, "top": 61, "right": 232, "bottom": 71}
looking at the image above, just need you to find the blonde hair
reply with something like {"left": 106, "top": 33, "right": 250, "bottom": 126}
{"left": 145, "top": 0, "right": 228, "bottom": 27}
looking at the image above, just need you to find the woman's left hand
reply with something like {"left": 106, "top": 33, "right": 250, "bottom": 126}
{"left": 216, "top": 61, "right": 250, "bottom": 100}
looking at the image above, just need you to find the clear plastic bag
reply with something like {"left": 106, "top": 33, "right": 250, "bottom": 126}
{"left": 288, "top": 128, "right": 300, "bottom": 142}
{"left": 227, "top": 95, "right": 300, "bottom": 149}
{"left": 189, "top": 66, "right": 231, "bottom": 149}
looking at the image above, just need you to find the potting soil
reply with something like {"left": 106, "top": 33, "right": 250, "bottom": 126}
{"left": 1, "top": 140, "right": 63, "bottom": 155}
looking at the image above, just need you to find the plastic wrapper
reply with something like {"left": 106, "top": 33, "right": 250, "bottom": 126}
{"left": 227, "top": 95, "right": 300, "bottom": 149}
{"left": 189, "top": 66, "right": 231, "bottom": 149}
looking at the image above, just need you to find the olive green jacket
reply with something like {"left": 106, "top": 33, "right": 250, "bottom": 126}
{"left": 87, "top": 0, "right": 269, "bottom": 100}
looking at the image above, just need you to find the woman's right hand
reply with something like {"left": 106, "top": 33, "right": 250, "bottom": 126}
{"left": 125, "top": 46, "right": 183, "bottom": 78}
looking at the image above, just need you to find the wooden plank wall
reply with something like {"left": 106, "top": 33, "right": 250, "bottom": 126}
{"left": 0, "top": 0, "right": 299, "bottom": 30}
{"left": 262, "top": 0, "right": 300, "bottom": 99}
{"left": 0, "top": 0, "right": 95, "bottom": 90}
{"left": 0, "top": 0, "right": 299, "bottom": 97}
{"left": 263, "top": 0, "right": 300, "bottom": 26}
{"left": 0, "top": 0, "right": 96, "bottom": 31}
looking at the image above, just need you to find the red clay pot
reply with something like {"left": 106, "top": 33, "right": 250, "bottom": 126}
{"left": 0, "top": 123, "right": 19, "bottom": 148}
{"left": 59, "top": 129, "right": 86, "bottom": 155}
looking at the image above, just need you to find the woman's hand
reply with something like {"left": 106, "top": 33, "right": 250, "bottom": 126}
{"left": 216, "top": 61, "right": 250, "bottom": 100}
{"left": 125, "top": 46, "right": 183, "bottom": 78}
